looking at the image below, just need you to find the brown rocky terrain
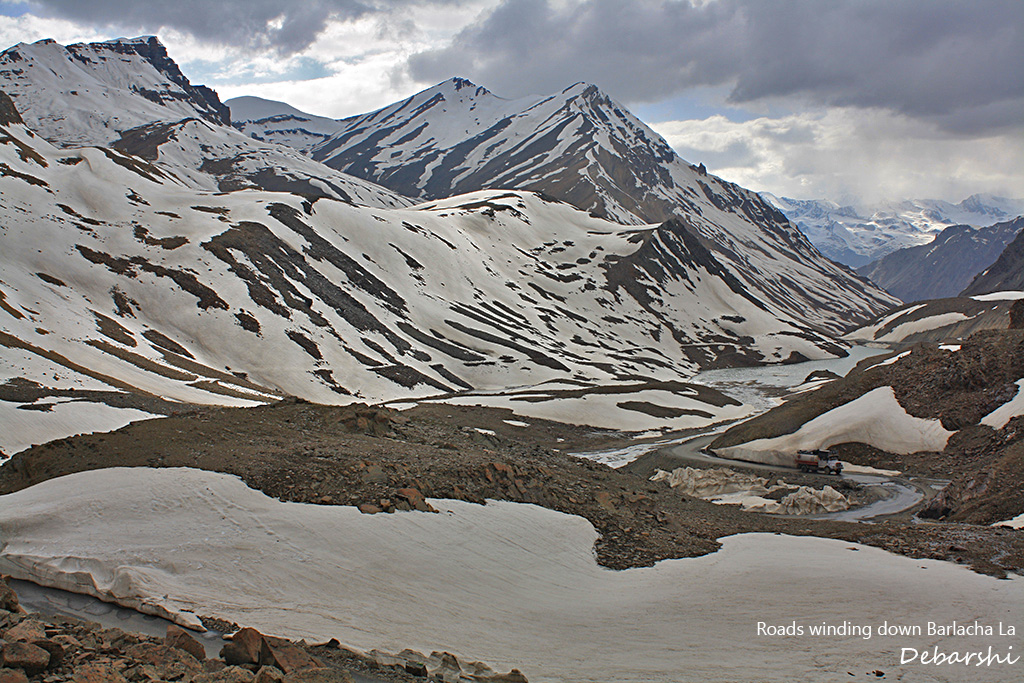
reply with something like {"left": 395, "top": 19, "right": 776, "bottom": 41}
{"left": 0, "top": 577, "right": 525, "bottom": 683}
{"left": 0, "top": 398, "right": 1021, "bottom": 577}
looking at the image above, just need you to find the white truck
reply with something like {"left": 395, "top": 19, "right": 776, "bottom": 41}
{"left": 794, "top": 449, "right": 843, "bottom": 475}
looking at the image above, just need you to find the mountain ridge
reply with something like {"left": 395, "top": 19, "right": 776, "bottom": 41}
{"left": 857, "top": 217, "right": 1024, "bottom": 303}
{"left": 234, "top": 76, "right": 898, "bottom": 337}
{"left": 765, "top": 192, "right": 1024, "bottom": 267}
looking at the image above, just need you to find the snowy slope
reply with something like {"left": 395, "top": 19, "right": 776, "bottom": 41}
{"left": 764, "top": 193, "right": 1024, "bottom": 267}
{"left": 717, "top": 386, "right": 954, "bottom": 466}
{"left": 845, "top": 297, "right": 1013, "bottom": 344}
{"left": 0, "top": 36, "right": 226, "bottom": 147}
{"left": 230, "top": 95, "right": 348, "bottom": 153}
{"left": 0, "top": 37, "right": 412, "bottom": 210}
{"left": 238, "top": 78, "right": 898, "bottom": 336}
{"left": 0, "top": 111, "right": 862, "bottom": 451}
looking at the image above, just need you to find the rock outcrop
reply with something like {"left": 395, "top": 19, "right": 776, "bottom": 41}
{"left": 0, "top": 577, "right": 530, "bottom": 682}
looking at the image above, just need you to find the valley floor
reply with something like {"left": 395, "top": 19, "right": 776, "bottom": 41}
{"left": 1, "top": 395, "right": 1022, "bottom": 681}
{"left": 1, "top": 400, "right": 1021, "bottom": 577}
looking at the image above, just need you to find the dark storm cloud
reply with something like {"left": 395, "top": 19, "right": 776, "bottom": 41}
{"left": 408, "top": 0, "right": 1024, "bottom": 133}
{"left": 30, "top": 0, "right": 457, "bottom": 54}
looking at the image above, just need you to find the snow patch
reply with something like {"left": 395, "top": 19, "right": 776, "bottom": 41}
{"left": 840, "top": 463, "right": 903, "bottom": 477}
{"left": 652, "top": 467, "right": 848, "bottom": 514}
{"left": 993, "top": 513, "right": 1024, "bottom": 529}
{"left": 718, "top": 387, "right": 953, "bottom": 466}
{"left": 875, "top": 313, "right": 970, "bottom": 342}
{"left": 980, "top": 378, "right": 1024, "bottom": 430}
{"left": 1, "top": 467, "right": 1019, "bottom": 683}
{"left": 971, "top": 291, "right": 1024, "bottom": 301}
{"left": 0, "top": 401, "right": 156, "bottom": 456}
{"left": 861, "top": 350, "right": 910, "bottom": 371}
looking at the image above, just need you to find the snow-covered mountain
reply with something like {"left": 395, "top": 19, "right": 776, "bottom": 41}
{"left": 1, "top": 99, "right": 860, "bottom": 449}
{"left": 763, "top": 193, "right": 1024, "bottom": 268}
{"left": 0, "top": 37, "right": 411, "bottom": 209}
{"left": 230, "top": 95, "right": 347, "bottom": 153}
{"left": 234, "top": 78, "right": 898, "bottom": 337}
{"left": 1, "top": 37, "right": 902, "bottom": 453}
{"left": 856, "top": 217, "right": 1024, "bottom": 303}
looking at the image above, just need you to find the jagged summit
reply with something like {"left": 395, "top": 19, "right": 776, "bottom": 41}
{"left": 0, "top": 36, "right": 410, "bottom": 207}
{"left": 445, "top": 76, "right": 493, "bottom": 96}
{"left": 0, "top": 35, "right": 228, "bottom": 147}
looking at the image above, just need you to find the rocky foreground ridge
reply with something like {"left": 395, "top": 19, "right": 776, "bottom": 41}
{"left": 0, "top": 578, "right": 527, "bottom": 683}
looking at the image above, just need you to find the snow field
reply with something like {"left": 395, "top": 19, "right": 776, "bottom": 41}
{"left": 0, "top": 466, "right": 1020, "bottom": 683}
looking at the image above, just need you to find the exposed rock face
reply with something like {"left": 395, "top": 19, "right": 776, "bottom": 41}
{"left": 95, "top": 36, "right": 230, "bottom": 126}
{"left": 0, "top": 90, "right": 21, "bottom": 126}
{"left": 1010, "top": 299, "right": 1024, "bottom": 330}
{"left": 0, "top": 36, "right": 228, "bottom": 144}
{"left": 961, "top": 219, "right": 1024, "bottom": 296}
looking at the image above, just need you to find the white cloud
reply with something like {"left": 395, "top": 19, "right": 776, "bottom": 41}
{"left": 211, "top": 2, "right": 501, "bottom": 118}
{"left": 0, "top": 14, "right": 107, "bottom": 47}
{"left": 651, "top": 108, "right": 1024, "bottom": 204}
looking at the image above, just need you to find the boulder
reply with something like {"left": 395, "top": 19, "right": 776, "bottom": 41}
{"left": 254, "top": 665, "right": 286, "bottom": 683}
{"left": 1, "top": 641, "right": 50, "bottom": 675}
{"left": 193, "top": 664, "right": 257, "bottom": 682}
{"left": 0, "top": 669, "right": 29, "bottom": 683}
{"left": 124, "top": 642, "right": 204, "bottom": 680}
{"left": 71, "top": 662, "right": 129, "bottom": 683}
{"left": 0, "top": 577, "right": 19, "bottom": 613}
{"left": 4, "top": 618, "right": 46, "bottom": 642}
{"left": 166, "top": 623, "right": 206, "bottom": 661}
{"left": 282, "top": 668, "right": 355, "bottom": 683}
{"left": 221, "top": 627, "right": 265, "bottom": 665}
{"left": 1010, "top": 299, "right": 1024, "bottom": 329}
{"left": 260, "top": 636, "right": 320, "bottom": 673}
{"left": 395, "top": 487, "right": 436, "bottom": 513}
{"left": 29, "top": 638, "right": 64, "bottom": 668}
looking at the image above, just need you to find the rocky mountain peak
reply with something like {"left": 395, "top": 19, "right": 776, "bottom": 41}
{"left": 0, "top": 35, "right": 230, "bottom": 146}
{"left": 446, "top": 76, "right": 490, "bottom": 95}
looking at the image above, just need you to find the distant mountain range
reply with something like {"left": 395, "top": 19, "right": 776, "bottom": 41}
{"left": 857, "top": 217, "right": 1024, "bottom": 303}
{"left": 763, "top": 193, "right": 1024, "bottom": 268}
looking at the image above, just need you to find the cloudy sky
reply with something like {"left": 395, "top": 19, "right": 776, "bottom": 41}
{"left": 1, "top": 0, "right": 1021, "bottom": 205}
